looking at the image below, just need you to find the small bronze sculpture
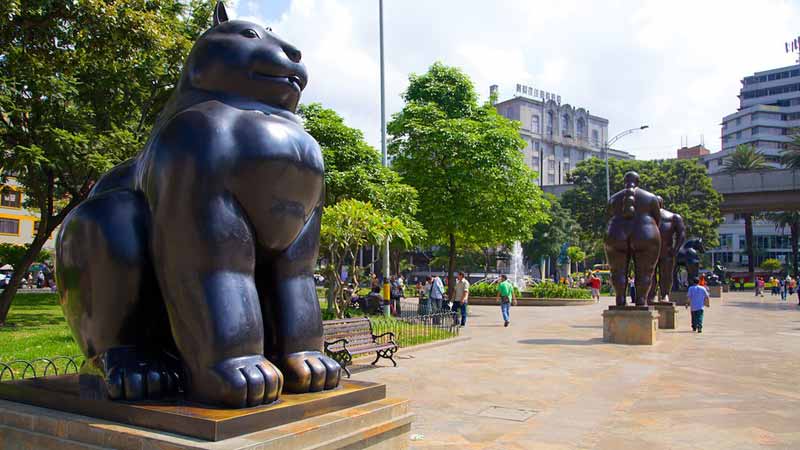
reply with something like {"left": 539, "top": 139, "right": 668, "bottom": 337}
{"left": 674, "top": 238, "right": 705, "bottom": 290}
{"left": 56, "top": 2, "right": 340, "bottom": 409}
{"left": 604, "top": 171, "right": 661, "bottom": 306}
{"left": 646, "top": 196, "right": 686, "bottom": 303}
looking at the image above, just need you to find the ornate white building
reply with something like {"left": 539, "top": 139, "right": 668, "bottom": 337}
{"left": 491, "top": 84, "right": 633, "bottom": 186}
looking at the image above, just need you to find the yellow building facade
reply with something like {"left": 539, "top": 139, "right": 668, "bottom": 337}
{"left": 0, "top": 179, "right": 56, "bottom": 251}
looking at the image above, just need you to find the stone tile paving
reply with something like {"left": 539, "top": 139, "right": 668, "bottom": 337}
{"left": 354, "top": 292, "right": 800, "bottom": 449}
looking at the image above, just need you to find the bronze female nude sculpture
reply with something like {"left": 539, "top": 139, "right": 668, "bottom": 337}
{"left": 604, "top": 171, "right": 662, "bottom": 306}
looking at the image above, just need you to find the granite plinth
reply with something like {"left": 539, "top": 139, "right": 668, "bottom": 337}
{"left": 0, "top": 375, "right": 394, "bottom": 442}
{"left": 669, "top": 290, "right": 688, "bottom": 306}
{"left": 0, "top": 396, "right": 412, "bottom": 450}
{"left": 602, "top": 307, "right": 659, "bottom": 345}
{"left": 651, "top": 302, "right": 677, "bottom": 329}
{"left": 708, "top": 285, "right": 722, "bottom": 298}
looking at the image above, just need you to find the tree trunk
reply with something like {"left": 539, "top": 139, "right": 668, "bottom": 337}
{"left": 744, "top": 214, "right": 754, "bottom": 280}
{"left": 447, "top": 233, "right": 456, "bottom": 300}
{"left": 0, "top": 233, "right": 51, "bottom": 326}
{"left": 792, "top": 223, "right": 799, "bottom": 279}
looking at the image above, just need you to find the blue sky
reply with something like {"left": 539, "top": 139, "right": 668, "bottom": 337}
{"left": 229, "top": 0, "right": 800, "bottom": 161}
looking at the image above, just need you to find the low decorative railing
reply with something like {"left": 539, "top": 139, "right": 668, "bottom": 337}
{"left": 369, "top": 311, "right": 460, "bottom": 348}
{"left": 0, "top": 356, "right": 83, "bottom": 382}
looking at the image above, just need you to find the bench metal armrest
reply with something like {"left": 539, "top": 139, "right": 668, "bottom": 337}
{"left": 324, "top": 338, "right": 350, "bottom": 353}
{"left": 372, "top": 332, "right": 396, "bottom": 345}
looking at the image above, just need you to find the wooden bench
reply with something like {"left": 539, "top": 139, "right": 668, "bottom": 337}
{"left": 323, "top": 317, "right": 398, "bottom": 377}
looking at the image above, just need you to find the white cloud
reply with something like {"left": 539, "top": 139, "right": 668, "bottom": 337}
{"left": 236, "top": 0, "right": 800, "bottom": 159}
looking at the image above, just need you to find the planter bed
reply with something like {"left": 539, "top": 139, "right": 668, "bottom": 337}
{"left": 468, "top": 296, "right": 594, "bottom": 306}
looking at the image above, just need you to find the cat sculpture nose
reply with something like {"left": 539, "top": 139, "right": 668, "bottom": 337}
{"left": 283, "top": 44, "right": 301, "bottom": 63}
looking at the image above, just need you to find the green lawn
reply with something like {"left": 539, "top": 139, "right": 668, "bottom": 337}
{"left": 0, "top": 292, "right": 454, "bottom": 377}
{"left": 0, "top": 293, "right": 81, "bottom": 378}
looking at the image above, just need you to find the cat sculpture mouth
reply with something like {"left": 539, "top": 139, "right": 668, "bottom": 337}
{"left": 252, "top": 72, "right": 305, "bottom": 92}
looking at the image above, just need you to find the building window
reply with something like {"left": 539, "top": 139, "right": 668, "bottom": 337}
{"left": 532, "top": 157, "right": 539, "bottom": 168}
{"left": 718, "top": 234, "right": 733, "bottom": 249}
{"left": 547, "top": 111, "right": 554, "bottom": 135}
{"left": 1, "top": 188, "right": 21, "bottom": 208}
{"left": 564, "top": 162, "right": 570, "bottom": 173}
{"left": 531, "top": 115, "right": 540, "bottom": 133}
{"left": 33, "top": 221, "right": 39, "bottom": 234}
{"left": 576, "top": 118, "right": 585, "bottom": 137}
{"left": 0, "top": 218, "right": 19, "bottom": 235}
{"left": 592, "top": 130, "right": 599, "bottom": 145}
{"left": 562, "top": 113, "right": 570, "bottom": 135}
{"left": 534, "top": 141, "right": 540, "bottom": 151}
{"left": 548, "top": 160, "right": 556, "bottom": 170}
{"left": 548, "top": 174, "right": 555, "bottom": 184}
{"left": 736, "top": 131, "right": 741, "bottom": 139}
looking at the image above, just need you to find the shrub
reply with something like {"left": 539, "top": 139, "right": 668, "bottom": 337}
{"left": 469, "top": 282, "right": 520, "bottom": 298}
{"left": 524, "top": 281, "right": 591, "bottom": 299}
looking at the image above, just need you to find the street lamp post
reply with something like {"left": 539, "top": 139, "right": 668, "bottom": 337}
{"left": 604, "top": 125, "right": 649, "bottom": 200}
{"left": 378, "top": 0, "right": 391, "bottom": 316}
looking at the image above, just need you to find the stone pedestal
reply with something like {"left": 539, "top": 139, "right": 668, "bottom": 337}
{"left": 708, "top": 285, "right": 722, "bottom": 298}
{"left": 669, "top": 290, "right": 688, "bottom": 306}
{"left": 651, "top": 302, "right": 677, "bottom": 329}
{"left": 602, "top": 306, "right": 659, "bottom": 345}
{"left": 0, "top": 376, "right": 413, "bottom": 449}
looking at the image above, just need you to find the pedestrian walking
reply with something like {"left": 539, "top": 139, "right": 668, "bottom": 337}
{"left": 496, "top": 274, "right": 515, "bottom": 327}
{"left": 390, "top": 275, "right": 403, "bottom": 316}
{"left": 370, "top": 273, "right": 380, "bottom": 293}
{"left": 688, "top": 277, "right": 710, "bottom": 333}
{"left": 628, "top": 276, "right": 636, "bottom": 303}
{"left": 429, "top": 275, "right": 445, "bottom": 312}
{"left": 781, "top": 276, "right": 789, "bottom": 301}
{"left": 588, "top": 272, "right": 602, "bottom": 303}
{"left": 417, "top": 279, "right": 430, "bottom": 315}
{"left": 452, "top": 272, "right": 470, "bottom": 327}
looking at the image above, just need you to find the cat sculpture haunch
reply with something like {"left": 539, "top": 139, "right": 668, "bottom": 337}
{"left": 55, "top": 2, "right": 341, "bottom": 409}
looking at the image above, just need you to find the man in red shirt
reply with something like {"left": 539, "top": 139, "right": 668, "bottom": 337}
{"left": 589, "top": 273, "right": 602, "bottom": 303}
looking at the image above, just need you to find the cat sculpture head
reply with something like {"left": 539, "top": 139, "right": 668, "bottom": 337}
{"left": 183, "top": 2, "right": 307, "bottom": 112}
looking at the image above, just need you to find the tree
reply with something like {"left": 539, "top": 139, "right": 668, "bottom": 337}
{"left": 0, "top": 243, "right": 50, "bottom": 269}
{"left": 765, "top": 211, "right": 800, "bottom": 278}
{"left": 566, "top": 246, "right": 587, "bottom": 273}
{"left": 562, "top": 158, "right": 722, "bottom": 248}
{"left": 523, "top": 193, "right": 578, "bottom": 274}
{"left": 780, "top": 131, "right": 800, "bottom": 169}
{"left": 388, "top": 62, "right": 549, "bottom": 297}
{"left": 298, "top": 103, "right": 424, "bottom": 277}
{"left": 722, "top": 144, "right": 768, "bottom": 277}
{"left": 320, "top": 199, "right": 411, "bottom": 318}
{"left": 760, "top": 258, "right": 782, "bottom": 272}
{"left": 0, "top": 0, "right": 216, "bottom": 325}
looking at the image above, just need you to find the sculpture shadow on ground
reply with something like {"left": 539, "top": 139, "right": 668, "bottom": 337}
{"left": 570, "top": 325, "right": 603, "bottom": 329}
{"left": 517, "top": 338, "right": 604, "bottom": 346}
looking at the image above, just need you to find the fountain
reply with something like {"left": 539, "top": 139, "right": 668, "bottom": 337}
{"left": 510, "top": 241, "right": 525, "bottom": 289}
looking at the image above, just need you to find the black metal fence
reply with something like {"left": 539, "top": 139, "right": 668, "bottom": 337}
{"left": 369, "top": 310, "right": 460, "bottom": 348}
{"left": 0, "top": 356, "right": 83, "bottom": 382}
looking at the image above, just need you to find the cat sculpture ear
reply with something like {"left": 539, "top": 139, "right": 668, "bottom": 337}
{"left": 213, "top": 1, "right": 229, "bottom": 26}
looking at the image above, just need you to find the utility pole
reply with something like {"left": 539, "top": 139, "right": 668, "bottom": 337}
{"left": 379, "top": 0, "right": 391, "bottom": 316}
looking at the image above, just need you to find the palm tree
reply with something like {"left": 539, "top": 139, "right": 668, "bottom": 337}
{"left": 722, "top": 145, "right": 768, "bottom": 278}
{"left": 766, "top": 211, "right": 800, "bottom": 278}
{"left": 779, "top": 131, "right": 800, "bottom": 169}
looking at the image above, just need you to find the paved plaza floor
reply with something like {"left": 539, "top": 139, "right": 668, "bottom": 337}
{"left": 354, "top": 292, "right": 800, "bottom": 449}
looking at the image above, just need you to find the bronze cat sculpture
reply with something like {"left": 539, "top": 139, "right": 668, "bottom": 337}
{"left": 56, "top": 1, "right": 341, "bottom": 409}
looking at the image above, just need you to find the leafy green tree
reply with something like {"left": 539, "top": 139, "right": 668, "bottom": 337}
{"left": 760, "top": 258, "right": 782, "bottom": 272}
{"left": 722, "top": 144, "right": 768, "bottom": 277}
{"left": 320, "top": 199, "right": 411, "bottom": 318}
{"left": 523, "top": 193, "right": 578, "bottom": 272}
{"left": 562, "top": 158, "right": 722, "bottom": 249}
{"left": 765, "top": 211, "right": 800, "bottom": 278}
{"left": 780, "top": 131, "right": 800, "bottom": 168}
{"left": 566, "top": 246, "right": 586, "bottom": 273}
{"left": 298, "top": 103, "right": 424, "bottom": 276}
{"left": 0, "top": 244, "right": 50, "bottom": 269}
{"left": 0, "top": 0, "right": 216, "bottom": 325}
{"left": 388, "top": 63, "right": 549, "bottom": 297}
